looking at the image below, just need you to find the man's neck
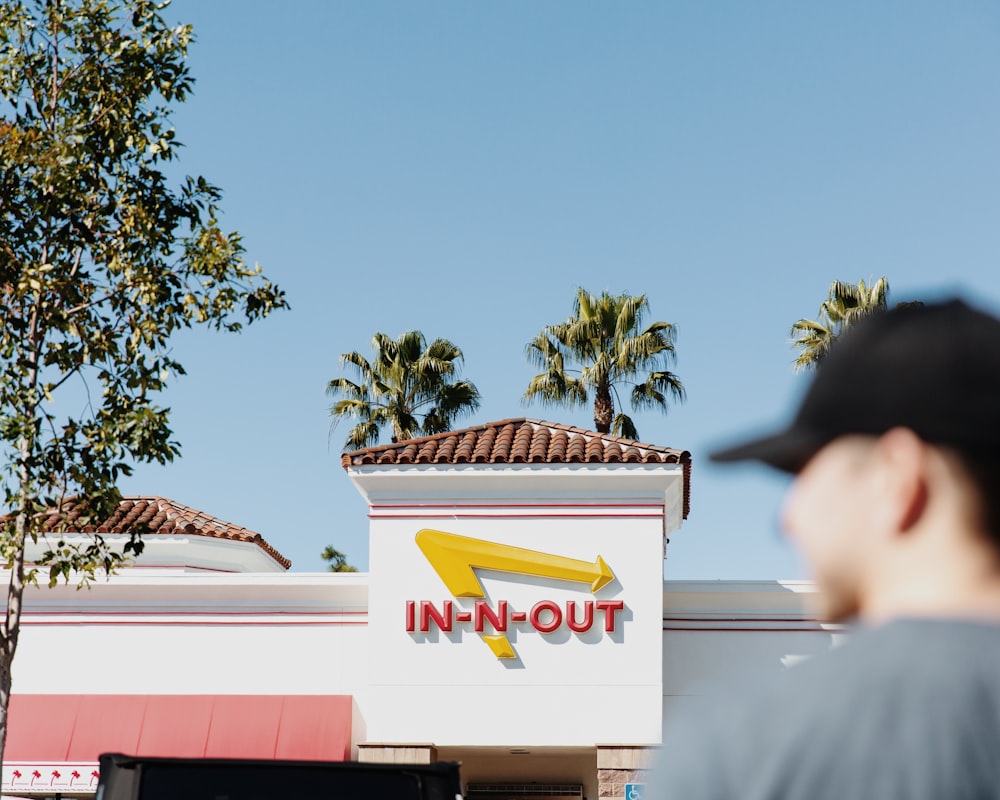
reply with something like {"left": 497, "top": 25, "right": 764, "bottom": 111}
{"left": 860, "top": 536, "right": 1000, "bottom": 624}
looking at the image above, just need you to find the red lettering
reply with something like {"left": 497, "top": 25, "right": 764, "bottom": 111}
{"left": 595, "top": 600, "right": 624, "bottom": 632}
{"left": 408, "top": 598, "right": 625, "bottom": 637}
{"left": 529, "top": 600, "right": 562, "bottom": 633}
{"left": 474, "top": 600, "right": 508, "bottom": 632}
{"left": 419, "top": 600, "right": 453, "bottom": 632}
{"left": 565, "top": 600, "right": 594, "bottom": 632}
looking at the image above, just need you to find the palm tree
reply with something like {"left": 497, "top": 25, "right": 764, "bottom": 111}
{"left": 791, "top": 277, "right": 891, "bottom": 370}
{"left": 523, "top": 288, "right": 685, "bottom": 439}
{"left": 321, "top": 546, "right": 358, "bottom": 573}
{"left": 327, "top": 330, "right": 481, "bottom": 449}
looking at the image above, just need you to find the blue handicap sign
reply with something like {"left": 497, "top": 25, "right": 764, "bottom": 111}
{"left": 625, "top": 784, "right": 645, "bottom": 800}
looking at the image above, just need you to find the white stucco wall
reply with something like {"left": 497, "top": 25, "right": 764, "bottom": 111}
{"left": 352, "top": 462, "right": 685, "bottom": 748}
{"left": 4, "top": 458, "right": 841, "bottom": 763}
{"left": 7, "top": 571, "right": 839, "bottom": 757}
{"left": 12, "top": 574, "right": 372, "bottom": 702}
{"left": 661, "top": 581, "right": 844, "bottom": 725}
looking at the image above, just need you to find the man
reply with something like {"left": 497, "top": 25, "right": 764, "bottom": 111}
{"left": 651, "top": 298, "right": 1000, "bottom": 799}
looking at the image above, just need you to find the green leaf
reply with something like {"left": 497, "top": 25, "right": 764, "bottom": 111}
{"left": 328, "top": 331, "right": 480, "bottom": 450}
{"left": 523, "top": 288, "right": 685, "bottom": 437}
{"left": 0, "top": 0, "right": 288, "bottom": 767}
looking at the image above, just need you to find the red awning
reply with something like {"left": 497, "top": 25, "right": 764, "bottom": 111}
{"left": 6, "top": 694, "right": 353, "bottom": 762}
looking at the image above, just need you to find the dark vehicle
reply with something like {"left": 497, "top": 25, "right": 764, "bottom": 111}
{"left": 95, "top": 753, "right": 463, "bottom": 800}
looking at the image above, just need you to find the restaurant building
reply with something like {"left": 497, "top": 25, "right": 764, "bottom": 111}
{"left": 3, "top": 419, "right": 836, "bottom": 799}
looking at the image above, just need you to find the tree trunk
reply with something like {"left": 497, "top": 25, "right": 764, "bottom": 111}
{"left": 593, "top": 385, "right": 613, "bottom": 434}
{"left": 0, "top": 275, "right": 44, "bottom": 775}
{"left": 0, "top": 13, "right": 64, "bottom": 764}
{"left": 0, "top": 502, "right": 29, "bottom": 770}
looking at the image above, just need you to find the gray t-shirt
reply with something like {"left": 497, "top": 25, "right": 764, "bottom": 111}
{"left": 650, "top": 618, "right": 1000, "bottom": 799}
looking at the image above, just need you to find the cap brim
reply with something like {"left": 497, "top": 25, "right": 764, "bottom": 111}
{"left": 708, "top": 426, "right": 831, "bottom": 474}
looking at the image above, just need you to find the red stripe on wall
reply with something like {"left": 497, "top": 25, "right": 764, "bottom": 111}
{"left": 21, "top": 620, "right": 368, "bottom": 627}
{"left": 370, "top": 503, "right": 665, "bottom": 509}
{"left": 662, "top": 617, "right": 823, "bottom": 623}
{"left": 663, "top": 626, "right": 833, "bottom": 633}
{"left": 369, "top": 513, "right": 664, "bottom": 520}
{"left": 21, "top": 610, "right": 367, "bottom": 617}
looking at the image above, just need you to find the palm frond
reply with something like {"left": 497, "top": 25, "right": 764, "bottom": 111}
{"left": 612, "top": 294, "right": 648, "bottom": 346}
{"left": 395, "top": 330, "right": 428, "bottom": 365}
{"left": 330, "top": 398, "right": 373, "bottom": 418}
{"left": 415, "top": 354, "right": 460, "bottom": 378}
{"left": 574, "top": 287, "right": 597, "bottom": 321}
{"left": 421, "top": 381, "right": 481, "bottom": 435}
{"left": 610, "top": 413, "right": 639, "bottom": 440}
{"left": 523, "top": 370, "right": 587, "bottom": 406}
{"left": 791, "top": 275, "right": 891, "bottom": 371}
{"left": 551, "top": 317, "right": 600, "bottom": 363}
{"left": 370, "top": 332, "right": 398, "bottom": 363}
{"left": 337, "top": 351, "right": 376, "bottom": 385}
{"left": 391, "top": 410, "right": 420, "bottom": 443}
{"left": 641, "top": 320, "right": 673, "bottom": 336}
{"left": 524, "top": 333, "right": 565, "bottom": 370}
{"left": 615, "top": 330, "right": 675, "bottom": 374}
{"left": 631, "top": 371, "right": 685, "bottom": 411}
{"left": 423, "top": 337, "right": 464, "bottom": 364}
{"left": 326, "top": 377, "right": 368, "bottom": 401}
{"left": 420, "top": 409, "right": 451, "bottom": 436}
{"left": 793, "top": 346, "right": 828, "bottom": 371}
{"left": 329, "top": 329, "right": 479, "bottom": 448}
{"left": 524, "top": 288, "right": 684, "bottom": 427}
{"left": 344, "top": 419, "right": 382, "bottom": 450}
{"left": 436, "top": 380, "right": 482, "bottom": 412}
{"left": 789, "top": 318, "right": 830, "bottom": 337}
{"left": 579, "top": 356, "right": 613, "bottom": 395}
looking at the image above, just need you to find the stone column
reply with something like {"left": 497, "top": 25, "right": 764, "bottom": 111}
{"left": 356, "top": 743, "right": 438, "bottom": 764}
{"left": 597, "top": 745, "right": 658, "bottom": 798}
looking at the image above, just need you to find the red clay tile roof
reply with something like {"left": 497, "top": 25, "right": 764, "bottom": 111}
{"left": 341, "top": 418, "right": 691, "bottom": 518}
{"left": 31, "top": 496, "right": 291, "bottom": 570}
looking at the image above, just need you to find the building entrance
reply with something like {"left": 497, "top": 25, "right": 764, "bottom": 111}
{"left": 465, "top": 783, "right": 584, "bottom": 800}
{"left": 436, "top": 746, "right": 596, "bottom": 800}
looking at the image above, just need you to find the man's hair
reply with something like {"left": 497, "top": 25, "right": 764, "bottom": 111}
{"left": 948, "top": 447, "right": 1000, "bottom": 547}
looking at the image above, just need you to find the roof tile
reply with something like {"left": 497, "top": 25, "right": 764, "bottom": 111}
{"left": 25, "top": 496, "right": 291, "bottom": 569}
{"left": 341, "top": 418, "right": 692, "bottom": 518}
{"left": 435, "top": 434, "right": 457, "bottom": 463}
{"left": 471, "top": 426, "right": 496, "bottom": 462}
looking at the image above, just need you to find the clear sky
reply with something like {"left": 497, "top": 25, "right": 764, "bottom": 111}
{"left": 119, "top": 0, "right": 1000, "bottom": 578}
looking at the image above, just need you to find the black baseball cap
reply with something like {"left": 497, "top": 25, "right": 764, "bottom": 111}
{"left": 709, "top": 298, "right": 1000, "bottom": 473}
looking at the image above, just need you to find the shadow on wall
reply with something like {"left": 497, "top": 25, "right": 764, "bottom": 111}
{"left": 350, "top": 698, "right": 367, "bottom": 761}
{"left": 661, "top": 579, "right": 840, "bottom": 718}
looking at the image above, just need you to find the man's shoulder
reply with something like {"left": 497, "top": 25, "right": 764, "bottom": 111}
{"left": 652, "top": 618, "right": 1000, "bottom": 800}
{"left": 749, "top": 617, "right": 1000, "bottom": 725}
{"left": 790, "top": 617, "right": 1000, "bottom": 684}
{"left": 805, "top": 615, "right": 1000, "bottom": 656}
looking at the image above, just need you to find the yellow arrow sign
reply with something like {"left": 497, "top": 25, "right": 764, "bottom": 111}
{"left": 414, "top": 529, "right": 617, "bottom": 660}
{"left": 415, "top": 528, "right": 615, "bottom": 598}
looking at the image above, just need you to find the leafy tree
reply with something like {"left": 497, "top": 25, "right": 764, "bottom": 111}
{"left": 790, "top": 277, "right": 891, "bottom": 370}
{"left": 321, "top": 546, "right": 358, "bottom": 573}
{"left": 0, "top": 0, "right": 286, "bottom": 766}
{"left": 327, "top": 330, "right": 481, "bottom": 449}
{"left": 524, "top": 288, "right": 685, "bottom": 439}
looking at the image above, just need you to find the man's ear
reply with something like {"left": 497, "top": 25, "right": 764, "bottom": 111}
{"left": 874, "top": 428, "right": 928, "bottom": 535}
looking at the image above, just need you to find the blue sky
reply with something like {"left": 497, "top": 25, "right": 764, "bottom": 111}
{"left": 120, "top": 1, "right": 1000, "bottom": 578}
